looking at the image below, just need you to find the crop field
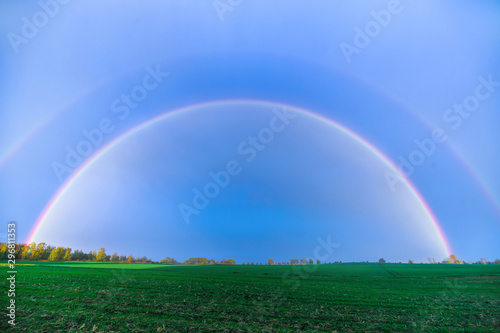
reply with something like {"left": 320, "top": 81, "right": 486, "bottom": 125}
{"left": 1, "top": 262, "right": 499, "bottom": 332}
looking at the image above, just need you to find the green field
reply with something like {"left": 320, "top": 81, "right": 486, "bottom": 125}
{"left": 1, "top": 262, "right": 499, "bottom": 332}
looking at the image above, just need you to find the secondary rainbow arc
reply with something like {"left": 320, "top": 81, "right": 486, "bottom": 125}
{"left": 27, "top": 100, "right": 453, "bottom": 255}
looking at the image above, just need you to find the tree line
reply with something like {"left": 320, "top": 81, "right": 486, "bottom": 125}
{"left": 422, "top": 255, "right": 500, "bottom": 265}
{"left": 2, "top": 242, "right": 498, "bottom": 265}
{"left": 0, "top": 242, "right": 236, "bottom": 265}
{"left": 0, "top": 242, "right": 152, "bottom": 263}
{"left": 169, "top": 257, "right": 236, "bottom": 265}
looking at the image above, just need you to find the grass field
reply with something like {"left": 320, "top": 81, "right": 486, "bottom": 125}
{"left": 1, "top": 262, "right": 499, "bottom": 332}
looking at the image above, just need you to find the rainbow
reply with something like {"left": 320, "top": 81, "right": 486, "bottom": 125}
{"left": 382, "top": 92, "right": 500, "bottom": 218}
{"left": 27, "top": 100, "right": 453, "bottom": 255}
{"left": 3, "top": 70, "right": 498, "bottom": 217}
{"left": 0, "top": 80, "right": 114, "bottom": 170}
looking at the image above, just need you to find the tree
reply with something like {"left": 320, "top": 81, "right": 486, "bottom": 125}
{"left": 63, "top": 248, "right": 72, "bottom": 261}
{"left": 186, "top": 257, "right": 211, "bottom": 264}
{"left": 48, "top": 247, "right": 64, "bottom": 261}
{"left": 316, "top": 259, "right": 320, "bottom": 264}
{"left": 378, "top": 258, "right": 386, "bottom": 263}
{"left": 308, "top": 258, "right": 314, "bottom": 264}
{"left": 228, "top": 259, "right": 235, "bottom": 265}
{"left": 31, "top": 243, "right": 52, "bottom": 260}
{"left": 268, "top": 258, "right": 275, "bottom": 265}
{"left": 0, "top": 243, "right": 7, "bottom": 260}
{"left": 494, "top": 259, "right": 500, "bottom": 265}
{"left": 22, "top": 242, "right": 36, "bottom": 260}
{"left": 31, "top": 242, "right": 44, "bottom": 260}
{"left": 111, "top": 252, "right": 119, "bottom": 262}
{"left": 300, "top": 259, "right": 307, "bottom": 265}
{"left": 447, "top": 254, "right": 463, "bottom": 264}
{"left": 290, "top": 259, "right": 299, "bottom": 265}
{"left": 72, "top": 249, "right": 85, "bottom": 261}
{"left": 96, "top": 248, "right": 107, "bottom": 262}
{"left": 408, "top": 259, "right": 414, "bottom": 264}
{"left": 127, "top": 255, "right": 133, "bottom": 263}
{"left": 14, "top": 243, "right": 25, "bottom": 259}
{"left": 36, "top": 243, "right": 53, "bottom": 260}
{"left": 160, "top": 257, "right": 171, "bottom": 264}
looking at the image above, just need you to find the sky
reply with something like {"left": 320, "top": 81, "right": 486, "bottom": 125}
{"left": 0, "top": 0, "right": 499, "bottom": 263}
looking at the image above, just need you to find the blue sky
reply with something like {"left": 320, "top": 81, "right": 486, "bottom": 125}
{"left": 0, "top": 0, "right": 499, "bottom": 263}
